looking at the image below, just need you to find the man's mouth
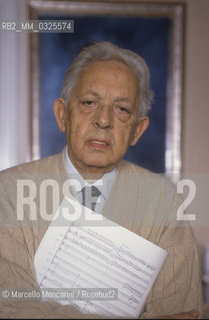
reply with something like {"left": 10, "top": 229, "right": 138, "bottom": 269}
{"left": 91, "top": 140, "right": 107, "bottom": 145}
{"left": 87, "top": 138, "right": 110, "bottom": 149}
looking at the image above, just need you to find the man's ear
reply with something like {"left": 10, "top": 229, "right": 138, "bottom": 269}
{"left": 130, "top": 116, "right": 149, "bottom": 146}
{"left": 53, "top": 98, "right": 67, "bottom": 133}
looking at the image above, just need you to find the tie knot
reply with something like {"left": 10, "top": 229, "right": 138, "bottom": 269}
{"left": 81, "top": 186, "right": 101, "bottom": 211}
{"left": 91, "top": 186, "right": 101, "bottom": 198}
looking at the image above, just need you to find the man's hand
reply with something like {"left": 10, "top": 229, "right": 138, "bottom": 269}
{"left": 152, "top": 309, "right": 199, "bottom": 319}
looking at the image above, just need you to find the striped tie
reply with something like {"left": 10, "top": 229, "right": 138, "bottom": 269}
{"left": 81, "top": 186, "right": 101, "bottom": 211}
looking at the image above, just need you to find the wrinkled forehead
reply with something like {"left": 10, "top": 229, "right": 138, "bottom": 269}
{"left": 73, "top": 60, "right": 139, "bottom": 101}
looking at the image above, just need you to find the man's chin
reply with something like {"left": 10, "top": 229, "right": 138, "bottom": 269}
{"left": 80, "top": 158, "right": 117, "bottom": 174}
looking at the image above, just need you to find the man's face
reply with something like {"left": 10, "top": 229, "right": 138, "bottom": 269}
{"left": 54, "top": 60, "right": 149, "bottom": 175}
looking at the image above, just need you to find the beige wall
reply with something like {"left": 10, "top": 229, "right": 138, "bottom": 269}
{"left": 182, "top": 0, "right": 209, "bottom": 175}
{"left": 182, "top": 0, "right": 209, "bottom": 248}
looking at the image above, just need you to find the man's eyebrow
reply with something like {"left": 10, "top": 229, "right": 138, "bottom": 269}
{"left": 79, "top": 90, "right": 131, "bottom": 102}
{"left": 85, "top": 89, "right": 102, "bottom": 99}
{"left": 77, "top": 89, "right": 102, "bottom": 99}
{"left": 114, "top": 97, "right": 131, "bottom": 102}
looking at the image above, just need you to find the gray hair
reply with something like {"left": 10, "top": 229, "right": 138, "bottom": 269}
{"left": 61, "top": 41, "right": 154, "bottom": 117}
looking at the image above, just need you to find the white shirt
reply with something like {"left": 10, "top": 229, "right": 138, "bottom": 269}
{"left": 64, "top": 148, "right": 116, "bottom": 214}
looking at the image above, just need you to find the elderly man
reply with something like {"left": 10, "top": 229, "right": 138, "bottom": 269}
{"left": 0, "top": 42, "right": 202, "bottom": 319}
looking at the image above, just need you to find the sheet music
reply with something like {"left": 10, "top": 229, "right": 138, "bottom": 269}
{"left": 34, "top": 196, "right": 167, "bottom": 318}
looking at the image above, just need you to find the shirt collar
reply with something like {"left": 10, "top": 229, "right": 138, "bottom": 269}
{"left": 64, "top": 147, "right": 116, "bottom": 200}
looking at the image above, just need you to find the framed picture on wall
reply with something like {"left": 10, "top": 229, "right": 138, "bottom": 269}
{"left": 29, "top": 0, "right": 185, "bottom": 181}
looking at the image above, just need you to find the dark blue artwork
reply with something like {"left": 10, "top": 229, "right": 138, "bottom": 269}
{"left": 40, "top": 16, "right": 170, "bottom": 173}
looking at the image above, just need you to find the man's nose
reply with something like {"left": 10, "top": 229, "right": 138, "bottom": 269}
{"left": 94, "top": 104, "right": 113, "bottom": 129}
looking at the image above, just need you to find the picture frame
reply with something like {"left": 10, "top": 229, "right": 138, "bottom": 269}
{"left": 28, "top": 0, "right": 185, "bottom": 181}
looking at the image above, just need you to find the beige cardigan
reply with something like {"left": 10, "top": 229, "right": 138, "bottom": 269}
{"left": 0, "top": 149, "right": 203, "bottom": 318}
